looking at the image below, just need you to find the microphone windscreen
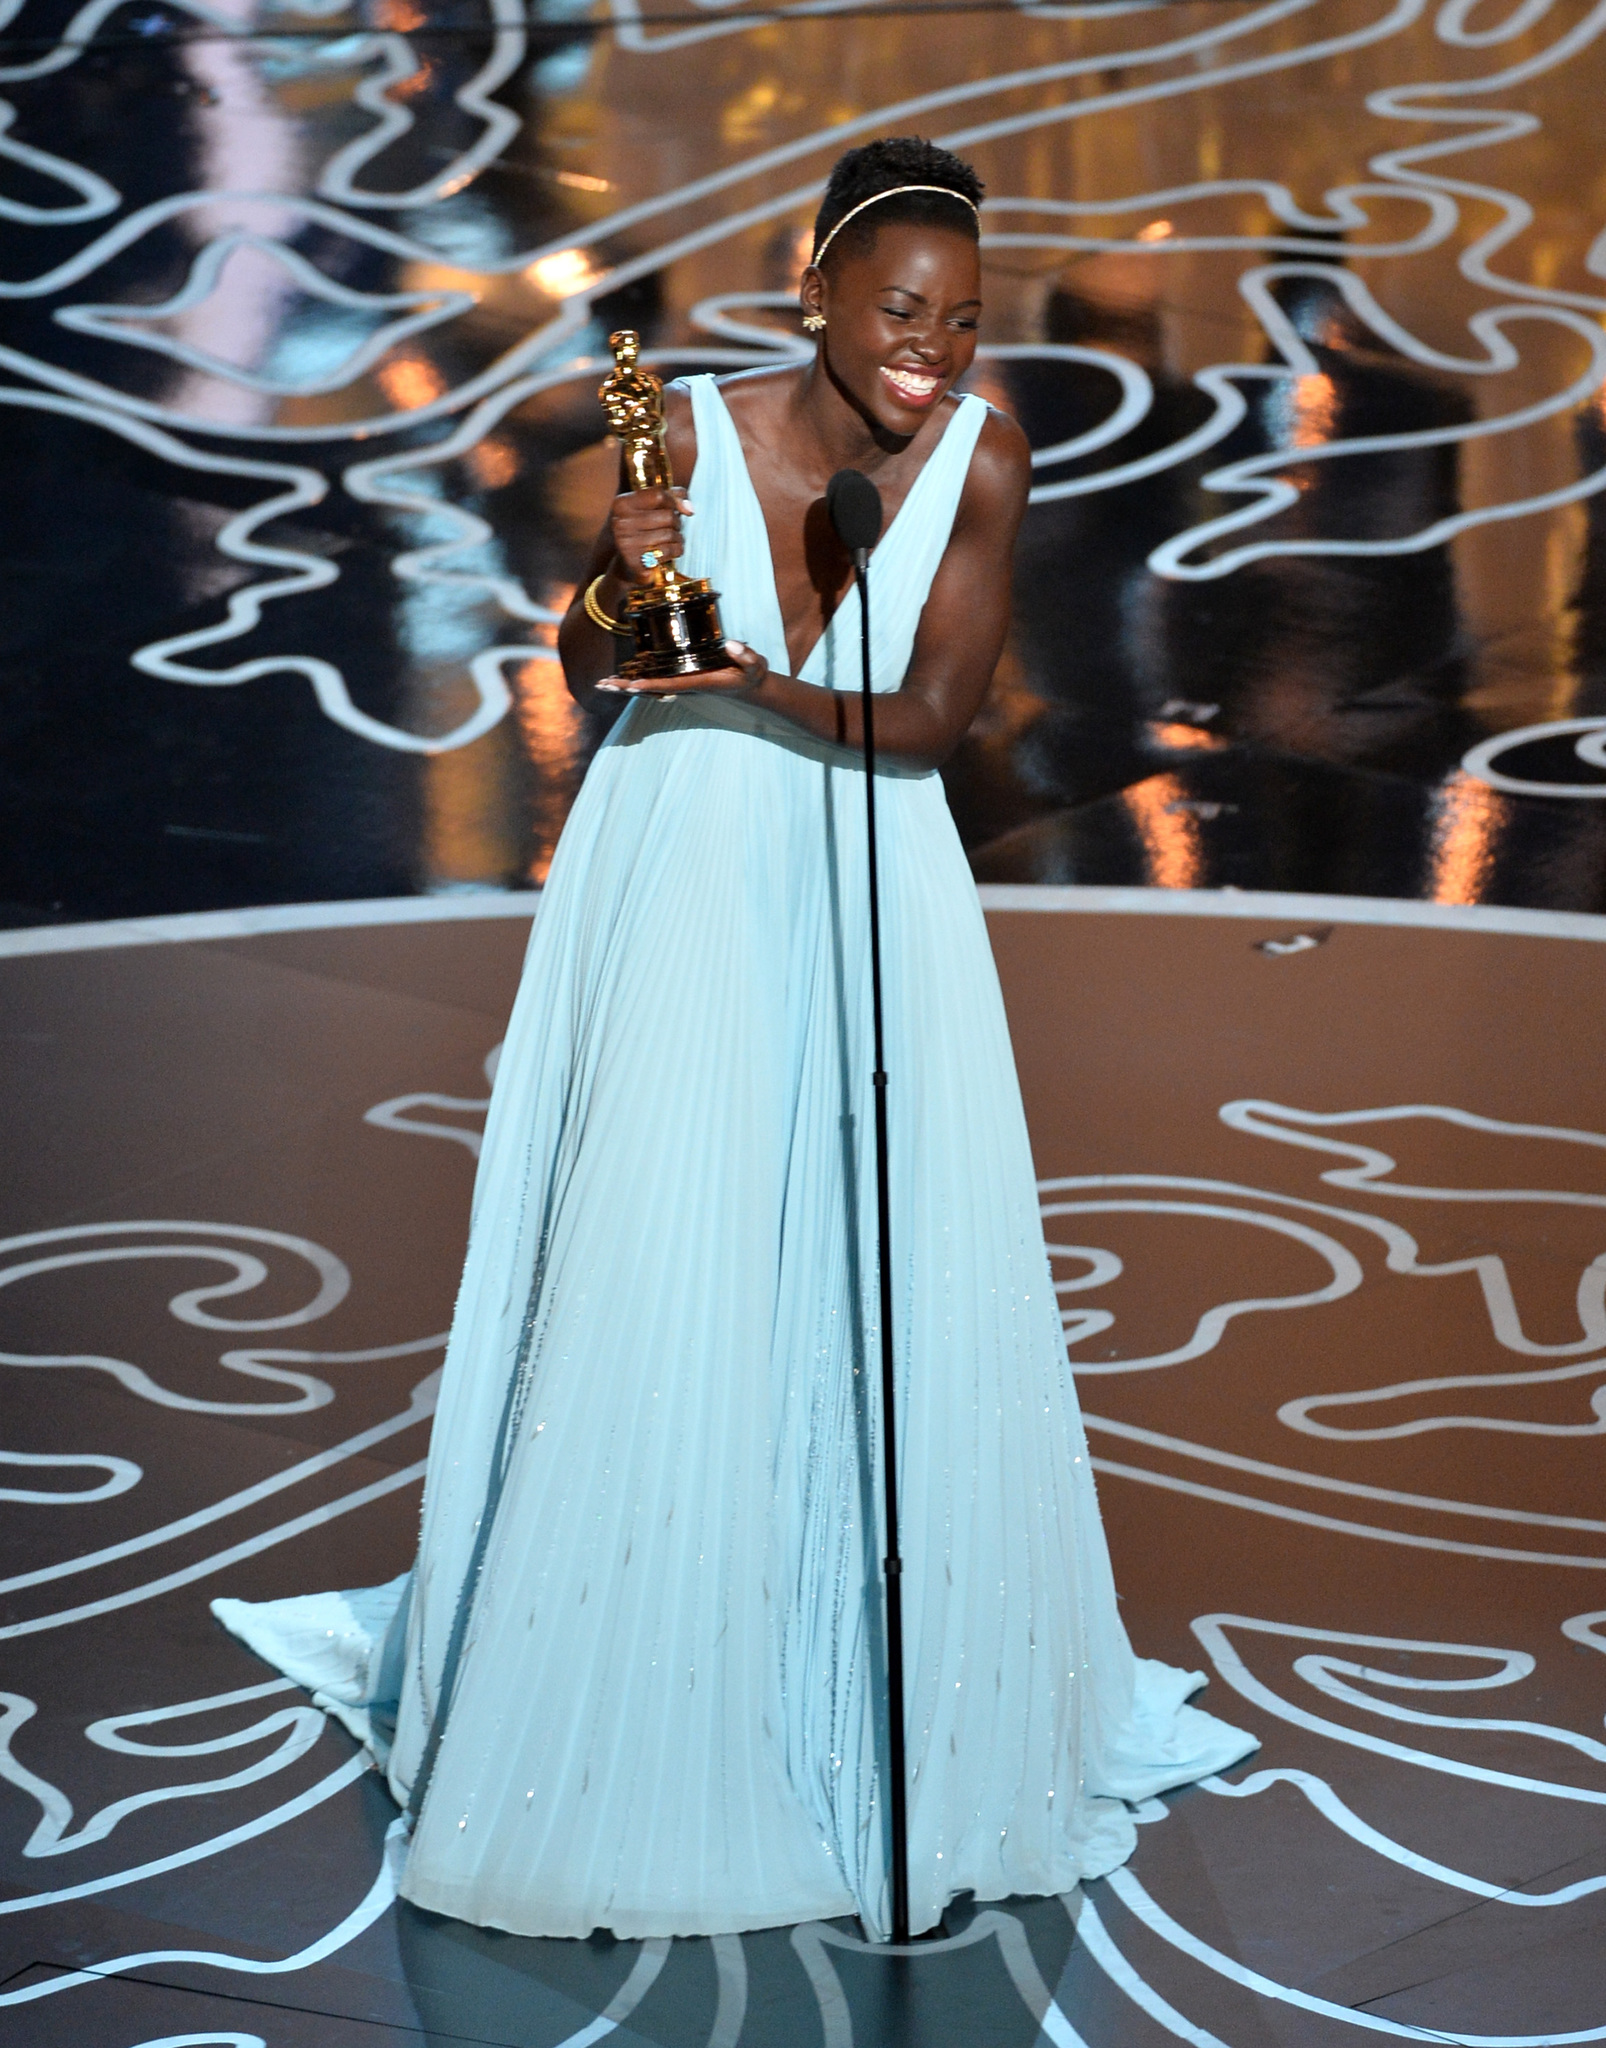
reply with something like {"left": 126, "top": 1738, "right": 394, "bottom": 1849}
{"left": 826, "top": 468, "right": 883, "bottom": 554}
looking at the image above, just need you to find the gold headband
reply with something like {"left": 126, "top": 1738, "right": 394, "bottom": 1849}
{"left": 812, "top": 184, "right": 980, "bottom": 265}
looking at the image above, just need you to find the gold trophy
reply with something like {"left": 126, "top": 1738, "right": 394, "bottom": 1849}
{"left": 597, "top": 330, "right": 727, "bottom": 679}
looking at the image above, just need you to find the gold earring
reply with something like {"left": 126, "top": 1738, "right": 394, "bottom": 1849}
{"left": 802, "top": 312, "right": 826, "bottom": 333}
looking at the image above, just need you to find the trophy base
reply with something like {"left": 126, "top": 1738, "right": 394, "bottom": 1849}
{"left": 621, "top": 581, "right": 728, "bottom": 681}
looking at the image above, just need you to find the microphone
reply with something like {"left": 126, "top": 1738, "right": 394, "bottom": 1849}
{"left": 826, "top": 467, "right": 883, "bottom": 571}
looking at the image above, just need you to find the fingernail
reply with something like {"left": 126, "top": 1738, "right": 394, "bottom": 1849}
{"left": 597, "top": 680, "right": 622, "bottom": 692}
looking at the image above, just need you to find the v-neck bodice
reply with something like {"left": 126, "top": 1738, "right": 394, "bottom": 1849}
{"left": 675, "top": 376, "right": 989, "bottom": 694}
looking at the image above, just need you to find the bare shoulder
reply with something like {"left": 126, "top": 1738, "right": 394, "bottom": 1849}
{"left": 959, "top": 404, "right": 1031, "bottom": 525}
{"left": 663, "top": 368, "right": 797, "bottom": 475}
{"left": 715, "top": 364, "right": 800, "bottom": 425}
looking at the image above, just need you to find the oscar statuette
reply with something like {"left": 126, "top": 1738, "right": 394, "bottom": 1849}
{"left": 598, "top": 330, "right": 728, "bottom": 679}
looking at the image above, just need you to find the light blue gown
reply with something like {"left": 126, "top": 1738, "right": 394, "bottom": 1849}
{"left": 215, "top": 375, "right": 1254, "bottom": 1941}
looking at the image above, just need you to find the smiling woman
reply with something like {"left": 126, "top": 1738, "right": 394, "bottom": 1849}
{"left": 560, "top": 138, "right": 1018, "bottom": 766}
{"left": 214, "top": 137, "right": 1255, "bottom": 1946}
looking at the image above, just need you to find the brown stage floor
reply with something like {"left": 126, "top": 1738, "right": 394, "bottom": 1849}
{"left": 1, "top": 892, "right": 1603, "bottom": 2044}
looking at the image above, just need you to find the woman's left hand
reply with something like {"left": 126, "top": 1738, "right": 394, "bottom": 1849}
{"left": 597, "top": 640, "right": 769, "bottom": 698}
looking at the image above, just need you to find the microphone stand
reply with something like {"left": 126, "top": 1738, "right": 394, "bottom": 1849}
{"left": 850, "top": 538, "right": 911, "bottom": 1947}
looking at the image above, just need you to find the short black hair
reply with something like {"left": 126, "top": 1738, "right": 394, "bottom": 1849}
{"left": 811, "top": 137, "right": 983, "bottom": 267}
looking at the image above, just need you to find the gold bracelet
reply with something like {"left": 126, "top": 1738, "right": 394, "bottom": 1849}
{"left": 583, "top": 574, "right": 630, "bottom": 637}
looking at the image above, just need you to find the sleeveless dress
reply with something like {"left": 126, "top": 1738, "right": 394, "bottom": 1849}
{"left": 214, "top": 376, "right": 1254, "bottom": 1941}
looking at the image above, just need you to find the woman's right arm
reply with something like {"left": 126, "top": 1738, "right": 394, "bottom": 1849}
{"left": 558, "top": 387, "right": 698, "bottom": 710}
{"left": 557, "top": 488, "right": 689, "bottom": 710}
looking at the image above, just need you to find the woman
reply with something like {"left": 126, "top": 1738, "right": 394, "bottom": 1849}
{"left": 216, "top": 137, "right": 1253, "bottom": 1943}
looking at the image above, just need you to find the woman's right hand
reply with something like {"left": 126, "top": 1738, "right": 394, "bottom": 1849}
{"left": 610, "top": 486, "right": 692, "bottom": 583}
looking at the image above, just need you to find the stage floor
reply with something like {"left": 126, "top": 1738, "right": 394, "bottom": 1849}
{"left": 3, "top": 890, "right": 1603, "bottom": 2046}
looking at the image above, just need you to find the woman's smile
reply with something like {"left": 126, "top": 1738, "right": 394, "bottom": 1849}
{"left": 880, "top": 363, "right": 945, "bottom": 407}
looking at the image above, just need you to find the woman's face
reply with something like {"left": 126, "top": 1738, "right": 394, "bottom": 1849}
{"left": 804, "top": 221, "right": 982, "bottom": 437}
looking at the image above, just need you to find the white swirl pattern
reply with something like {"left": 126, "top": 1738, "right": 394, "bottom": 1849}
{"left": 6, "top": 1035, "right": 1604, "bottom": 2033}
{"left": 0, "top": 0, "right": 1599, "bottom": 766}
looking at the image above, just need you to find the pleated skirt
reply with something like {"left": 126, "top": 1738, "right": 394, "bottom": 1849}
{"left": 346, "top": 694, "right": 1256, "bottom": 1939}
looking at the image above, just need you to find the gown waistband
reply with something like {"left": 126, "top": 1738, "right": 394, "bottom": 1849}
{"left": 617, "top": 689, "right": 937, "bottom": 779}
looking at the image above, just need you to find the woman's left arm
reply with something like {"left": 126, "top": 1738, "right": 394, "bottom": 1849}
{"left": 741, "top": 408, "right": 1031, "bottom": 769}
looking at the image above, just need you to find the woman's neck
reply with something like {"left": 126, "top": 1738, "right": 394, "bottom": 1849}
{"left": 786, "top": 358, "right": 916, "bottom": 479}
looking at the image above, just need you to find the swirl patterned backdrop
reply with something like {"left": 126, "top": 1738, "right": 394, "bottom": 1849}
{"left": 3, "top": 0, "right": 1606, "bottom": 920}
